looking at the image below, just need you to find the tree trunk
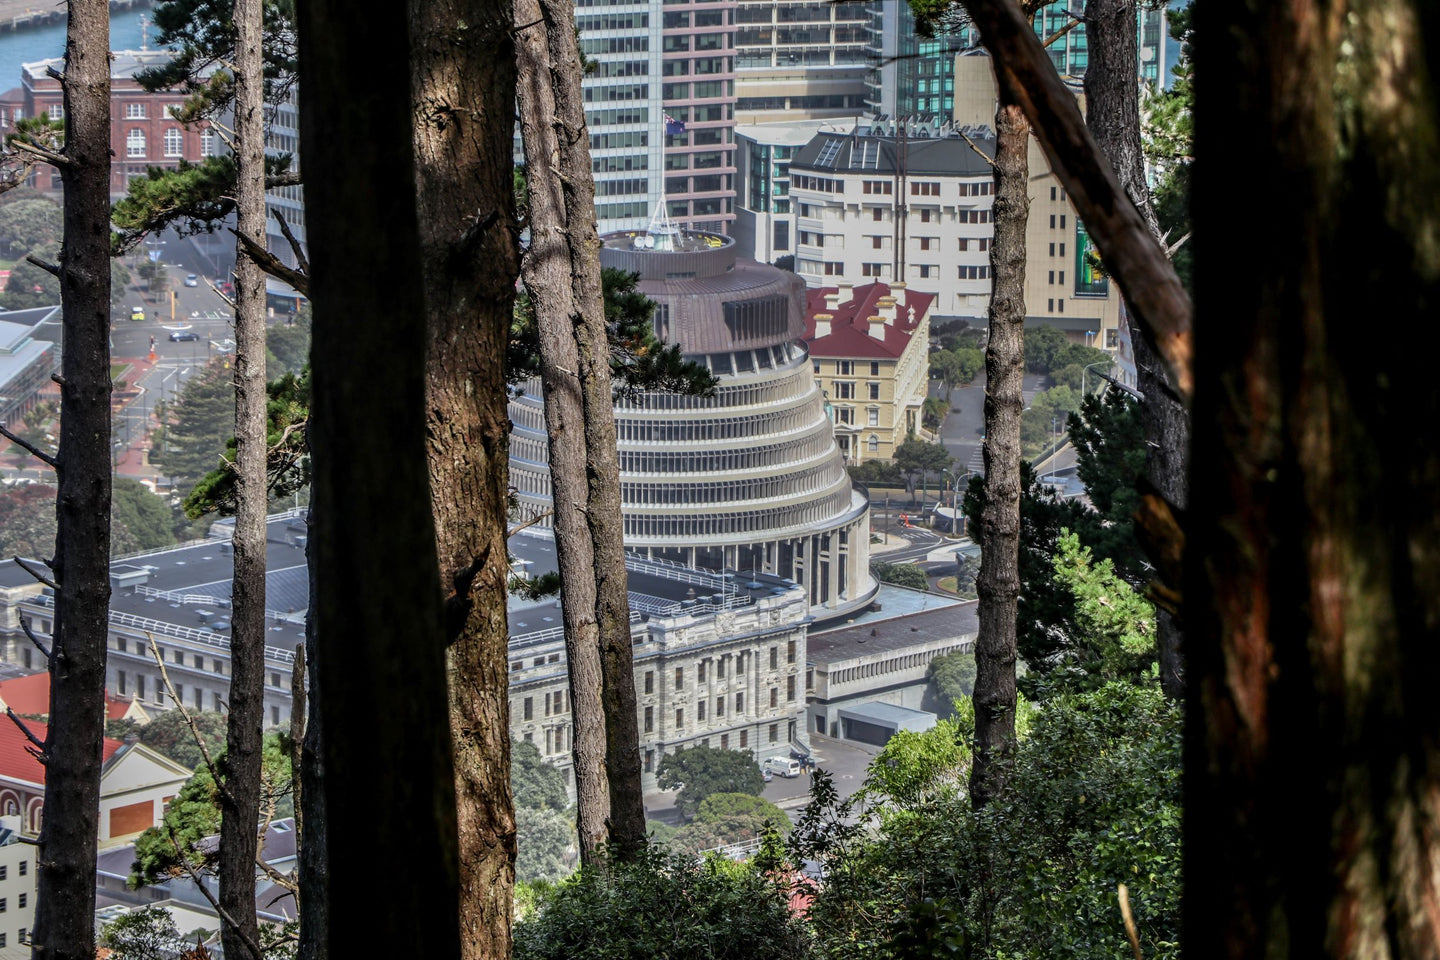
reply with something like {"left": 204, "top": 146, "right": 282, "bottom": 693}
{"left": 297, "top": 554, "right": 327, "bottom": 960}
{"left": 297, "top": 3, "right": 461, "bottom": 956}
{"left": 969, "top": 83, "right": 1027, "bottom": 811}
{"left": 218, "top": 0, "right": 267, "bottom": 954}
{"left": 31, "top": 1, "right": 111, "bottom": 956}
{"left": 1187, "top": 1, "right": 1440, "bottom": 956}
{"left": 1082, "top": 0, "right": 1187, "bottom": 701}
{"left": 409, "top": 1, "right": 520, "bottom": 955}
{"left": 513, "top": 0, "right": 646, "bottom": 859}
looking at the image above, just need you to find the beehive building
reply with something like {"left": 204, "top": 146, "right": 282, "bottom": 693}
{"left": 509, "top": 219, "right": 876, "bottom": 623}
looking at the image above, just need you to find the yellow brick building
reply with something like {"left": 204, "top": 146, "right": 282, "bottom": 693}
{"left": 804, "top": 280, "right": 933, "bottom": 463}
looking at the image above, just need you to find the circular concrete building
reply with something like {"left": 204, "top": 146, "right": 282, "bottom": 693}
{"left": 509, "top": 226, "right": 876, "bottom": 622}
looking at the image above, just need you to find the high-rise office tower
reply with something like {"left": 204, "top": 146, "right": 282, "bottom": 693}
{"left": 864, "top": 0, "right": 1171, "bottom": 120}
{"left": 734, "top": 0, "right": 871, "bottom": 123}
{"left": 578, "top": 0, "right": 739, "bottom": 235}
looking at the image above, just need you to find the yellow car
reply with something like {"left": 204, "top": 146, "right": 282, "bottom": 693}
{"left": 130, "top": 306, "right": 146, "bottom": 321}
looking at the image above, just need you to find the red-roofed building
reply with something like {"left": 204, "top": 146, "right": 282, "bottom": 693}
{"left": 804, "top": 281, "right": 934, "bottom": 462}
{"left": 0, "top": 671, "right": 150, "bottom": 723}
{"left": 0, "top": 714, "right": 190, "bottom": 846}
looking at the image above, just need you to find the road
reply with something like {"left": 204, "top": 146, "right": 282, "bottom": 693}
{"left": 929, "top": 371, "right": 1049, "bottom": 476}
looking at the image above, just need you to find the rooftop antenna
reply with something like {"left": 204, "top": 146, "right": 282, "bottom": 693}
{"left": 644, "top": 196, "right": 681, "bottom": 251}
{"left": 140, "top": 14, "right": 150, "bottom": 51}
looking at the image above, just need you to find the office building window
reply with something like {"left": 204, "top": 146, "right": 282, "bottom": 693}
{"left": 787, "top": 676, "right": 796, "bottom": 701}
{"left": 769, "top": 723, "right": 779, "bottom": 742}
{"left": 164, "top": 127, "right": 183, "bottom": 157}
{"left": 868, "top": 382, "right": 880, "bottom": 400}
{"left": 787, "top": 640, "right": 796, "bottom": 663}
{"left": 717, "top": 656, "right": 727, "bottom": 680}
{"left": 720, "top": 734, "right": 729, "bottom": 750}
{"left": 675, "top": 667, "right": 684, "bottom": 690}
{"left": 735, "top": 692, "right": 744, "bottom": 713}
{"left": 770, "top": 687, "right": 778, "bottom": 708}
{"left": 125, "top": 101, "right": 146, "bottom": 119}
{"left": 644, "top": 706, "right": 654, "bottom": 733}
{"left": 523, "top": 697, "right": 533, "bottom": 720}
{"left": 644, "top": 749, "right": 654, "bottom": 772}
{"left": 869, "top": 434, "right": 880, "bottom": 452}
{"left": 868, "top": 407, "right": 879, "bottom": 426}
{"left": 698, "top": 700, "right": 707, "bottom": 720}
{"left": 201, "top": 129, "right": 217, "bottom": 157}
{"left": 740, "top": 730, "right": 748, "bottom": 748}
{"left": 770, "top": 646, "right": 778, "bottom": 670}
{"left": 870, "top": 361, "right": 880, "bottom": 375}
{"left": 675, "top": 709, "right": 684, "bottom": 728}
{"left": 716, "top": 696, "right": 725, "bottom": 718}
{"left": 126, "top": 128, "right": 146, "bottom": 158}
{"left": 645, "top": 671, "right": 654, "bottom": 694}
{"left": 698, "top": 660, "right": 707, "bottom": 683}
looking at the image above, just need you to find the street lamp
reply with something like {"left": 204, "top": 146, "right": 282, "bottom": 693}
{"left": 1081, "top": 359, "right": 1110, "bottom": 397}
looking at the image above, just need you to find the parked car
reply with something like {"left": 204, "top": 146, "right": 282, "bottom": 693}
{"left": 184, "top": 274, "right": 199, "bottom": 287}
{"left": 763, "top": 757, "right": 802, "bottom": 779}
{"left": 169, "top": 331, "right": 199, "bottom": 342}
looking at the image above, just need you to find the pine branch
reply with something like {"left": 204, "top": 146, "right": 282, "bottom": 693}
{"left": 13, "top": 556, "right": 58, "bottom": 591}
{"left": 145, "top": 632, "right": 233, "bottom": 806}
{"left": 24, "top": 252, "right": 61, "bottom": 278}
{"left": 958, "top": 129, "right": 995, "bottom": 169}
{"left": 19, "top": 617, "right": 54, "bottom": 663}
{"left": 272, "top": 209, "right": 309, "bottom": 275}
{"left": 507, "top": 509, "right": 553, "bottom": 539}
{"left": 6, "top": 707, "right": 47, "bottom": 759}
{"left": 230, "top": 228, "right": 310, "bottom": 297}
{"left": 6, "top": 137, "right": 71, "bottom": 170}
{"left": 266, "top": 171, "right": 302, "bottom": 190}
{"left": 0, "top": 424, "right": 59, "bottom": 469}
{"left": 167, "top": 826, "right": 268, "bottom": 960}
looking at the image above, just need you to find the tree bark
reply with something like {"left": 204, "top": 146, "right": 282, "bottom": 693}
{"left": 31, "top": 1, "right": 111, "bottom": 956}
{"left": 297, "top": 4, "right": 461, "bottom": 956}
{"left": 1187, "top": 1, "right": 1440, "bottom": 956}
{"left": 513, "top": 0, "right": 646, "bottom": 859}
{"left": 969, "top": 82, "right": 1027, "bottom": 811}
{"left": 296, "top": 554, "right": 327, "bottom": 960}
{"left": 218, "top": 0, "right": 267, "bottom": 954}
{"left": 409, "top": 1, "right": 520, "bottom": 955}
{"left": 1082, "top": 0, "right": 1187, "bottom": 701}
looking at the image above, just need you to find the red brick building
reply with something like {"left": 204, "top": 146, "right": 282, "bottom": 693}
{"left": 0, "top": 49, "right": 219, "bottom": 196}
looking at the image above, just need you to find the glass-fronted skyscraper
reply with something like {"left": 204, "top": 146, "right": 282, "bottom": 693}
{"left": 509, "top": 225, "right": 876, "bottom": 622}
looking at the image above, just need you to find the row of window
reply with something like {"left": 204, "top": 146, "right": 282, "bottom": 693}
{"left": 591, "top": 130, "right": 648, "bottom": 150}
{"left": 824, "top": 380, "right": 883, "bottom": 401}
{"left": 737, "top": 1, "right": 865, "bottom": 22}
{"left": 622, "top": 489, "right": 854, "bottom": 539}
{"left": 827, "top": 642, "right": 969, "bottom": 686}
{"left": 621, "top": 463, "right": 843, "bottom": 506}
{"left": 583, "top": 82, "right": 648, "bottom": 102}
{"left": 660, "top": 80, "right": 732, "bottom": 100}
{"left": 575, "top": 11, "right": 647, "bottom": 29}
{"left": 124, "top": 127, "right": 216, "bottom": 160}
{"left": 614, "top": 426, "right": 835, "bottom": 476}
{"left": 612, "top": 402, "right": 823, "bottom": 443}
{"left": 586, "top": 105, "right": 648, "bottom": 125}
{"left": 830, "top": 406, "right": 884, "bottom": 428}
{"left": 793, "top": 174, "right": 842, "bottom": 193}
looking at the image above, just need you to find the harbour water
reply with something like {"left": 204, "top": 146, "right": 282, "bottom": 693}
{"left": 0, "top": 3, "right": 157, "bottom": 85}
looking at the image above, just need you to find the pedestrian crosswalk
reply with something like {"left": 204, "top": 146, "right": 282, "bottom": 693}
{"left": 966, "top": 446, "right": 984, "bottom": 474}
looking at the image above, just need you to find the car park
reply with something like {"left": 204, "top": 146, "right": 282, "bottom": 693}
{"left": 169, "top": 330, "right": 199, "bottom": 342}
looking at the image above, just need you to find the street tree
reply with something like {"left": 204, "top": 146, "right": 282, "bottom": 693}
{"left": 514, "top": 0, "right": 645, "bottom": 860}
{"left": 872, "top": 561, "right": 931, "bottom": 592}
{"left": 150, "top": 360, "right": 235, "bottom": 496}
{"left": 1021, "top": 324, "right": 1068, "bottom": 372}
{"left": 0, "top": 240, "right": 61, "bottom": 310}
{"left": 111, "top": 477, "right": 179, "bottom": 553}
{"left": 929, "top": 346, "right": 983, "bottom": 401}
{"left": 893, "top": 437, "right": 952, "bottom": 502}
{"left": 409, "top": 0, "right": 524, "bottom": 950}
{"left": 655, "top": 745, "right": 766, "bottom": 818}
{"left": 107, "top": 709, "right": 228, "bottom": 771}
{"left": 297, "top": 0, "right": 462, "bottom": 953}
{"left": 512, "top": 741, "right": 569, "bottom": 813}
{"left": 920, "top": 651, "right": 977, "bottom": 719}
{"left": 0, "top": 196, "right": 62, "bottom": 255}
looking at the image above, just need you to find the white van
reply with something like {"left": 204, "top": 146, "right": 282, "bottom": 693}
{"left": 764, "top": 757, "right": 802, "bottom": 779}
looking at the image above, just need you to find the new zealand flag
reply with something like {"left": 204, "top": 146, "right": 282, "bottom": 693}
{"left": 664, "top": 114, "right": 687, "bottom": 136}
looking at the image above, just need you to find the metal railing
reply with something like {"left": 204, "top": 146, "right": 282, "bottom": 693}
{"left": 28, "top": 594, "right": 297, "bottom": 666}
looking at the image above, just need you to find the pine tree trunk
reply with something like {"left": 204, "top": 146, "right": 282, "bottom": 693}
{"left": 409, "top": 1, "right": 520, "bottom": 954}
{"left": 970, "top": 85, "right": 1027, "bottom": 811}
{"left": 1187, "top": 1, "right": 1440, "bottom": 955}
{"left": 1082, "top": 0, "right": 1187, "bottom": 701}
{"left": 31, "top": 1, "right": 111, "bottom": 955}
{"left": 535, "top": 0, "right": 646, "bottom": 855}
{"left": 296, "top": 3, "right": 461, "bottom": 956}
{"left": 218, "top": 0, "right": 267, "bottom": 954}
{"left": 297, "top": 556, "right": 327, "bottom": 960}
{"left": 513, "top": 0, "right": 646, "bottom": 859}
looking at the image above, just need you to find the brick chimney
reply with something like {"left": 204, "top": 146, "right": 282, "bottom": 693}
{"left": 813, "top": 313, "right": 832, "bottom": 339}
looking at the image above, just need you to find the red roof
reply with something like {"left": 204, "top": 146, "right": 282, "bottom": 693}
{"left": 803, "top": 282, "right": 936, "bottom": 360}
{"left": 0, "top": 716, "right": 123, "bottom": 786}
{"left": 0, "top": 671, "right": 138, "bottom": 721}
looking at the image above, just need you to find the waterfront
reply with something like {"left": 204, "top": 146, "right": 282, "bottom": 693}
{"left": 0, "top": 2, "right": 155, "bottom": 80}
